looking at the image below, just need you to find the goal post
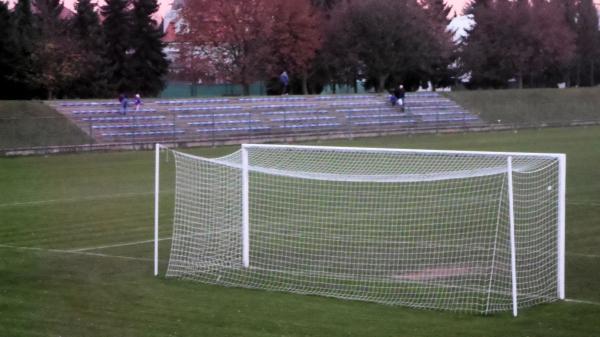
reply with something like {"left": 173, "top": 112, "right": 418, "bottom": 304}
{"left": 154, "top": 143, "right": 161, "bottom": 276}
{"left": 241, "top": 146, "right": 250, "bottom": 268}
{"left": 557, "top": 154, "right": 566, "bottom": 300}
{"left": 156, "top": 143, "right": 566, "bottom": 315}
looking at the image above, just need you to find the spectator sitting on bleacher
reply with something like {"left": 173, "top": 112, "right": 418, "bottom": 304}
{"left": 392, "top": 84, "right": 405, "bottom": 111}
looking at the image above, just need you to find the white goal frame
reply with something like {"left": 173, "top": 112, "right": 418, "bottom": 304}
{"left": 154, "top": 143, "right": 566, "bottom": 316}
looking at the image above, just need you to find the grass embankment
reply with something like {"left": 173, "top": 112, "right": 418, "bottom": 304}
{"left": 446, "top": 87, "right": 600, "bottom": 125}
{"left": 0, "top": 101, "right": 92, "bottom": 148}
{"left": 0, "top": 127, "right": 599, "bottom": 337}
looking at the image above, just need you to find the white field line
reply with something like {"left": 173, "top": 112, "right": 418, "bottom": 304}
{"left": 0, "top": 191, "right": 150, "bottom": 208}
{"left": 569, "top": 252, "right": 600, "bottom": 258}
{"left": 0, "top": 190, "right": 597, "bottom": 209}
{"left": 565, "top": 298, "right": 600, "bottom": 306}
{"left": 2, "top": 246, "right": 599, "bottom": 307}
{"left": 0, "top": 243, "right": 161, "bottom": 262}
{"left": 568, "top": 200, "right": 600, "bottom": 207}
{"left": 0, "top": 190, "right": 173, "bottom": 208}
{"left": 69, "top": 237, "right": 172, "bottom": 252}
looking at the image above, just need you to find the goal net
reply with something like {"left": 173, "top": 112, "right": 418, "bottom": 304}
{"left": 160, "top": 144, "right": 565, "bottom": 315}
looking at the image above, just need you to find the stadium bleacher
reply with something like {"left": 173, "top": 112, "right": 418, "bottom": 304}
{"left": 53, "top": 92, "right": 484, "bottom": 143}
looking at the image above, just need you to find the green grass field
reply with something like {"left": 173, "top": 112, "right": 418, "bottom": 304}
{"left": 1, "top": 126, "right": 599, "bottom": 336}
{"left": 446, "top": 87, "right": 600, "bottom": 125}
{"left": 0, "top": 101, "right": 92, "bottom": 148}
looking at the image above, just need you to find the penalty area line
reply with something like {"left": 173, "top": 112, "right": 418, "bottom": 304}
{"left": 0, "top": 190, "right": 174, "bottom": 208}
{"left": 568, "top": 252, "right": 600, "bottom": 258}
{"left": 565, "top": 298, "right": 600, "bottom": 306}
{"left": 0, "top": 243, "right": 163, "bottom": 263}
{"left": 69, "top": 237, "right": 172, "bottom": 252}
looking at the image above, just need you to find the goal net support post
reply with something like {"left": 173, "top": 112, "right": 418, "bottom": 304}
{"left": 156, "top": 144, "right": 566, "bottom": 315}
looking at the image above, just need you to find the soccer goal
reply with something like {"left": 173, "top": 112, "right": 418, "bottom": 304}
{"left": 154, "top": 144, "right": 565, "bottom": 316}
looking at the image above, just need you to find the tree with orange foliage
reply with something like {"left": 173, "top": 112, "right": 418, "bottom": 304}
{"left": 270, "top": 0, "right": 322, "bottom": 94}
{"left": 179, "top": 0, "right": 321, "bottom": 95}
{"left": 179, "top": 0, "right": 275, "bottom": 95}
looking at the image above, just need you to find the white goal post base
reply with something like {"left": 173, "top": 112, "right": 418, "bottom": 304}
{"left": 155, "top": 144, "right": 565, "bottom": 316}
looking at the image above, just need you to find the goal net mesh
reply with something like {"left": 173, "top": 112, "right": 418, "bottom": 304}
{"left": 165, "top": 146, "right": 560, "bottom": 314}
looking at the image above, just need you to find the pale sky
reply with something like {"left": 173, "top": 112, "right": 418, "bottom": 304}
{"left": 139, "top": 0, "right": 470, "bottom": 18}
{"left": 6, "top": 0, "right": 471, "bottom": 20}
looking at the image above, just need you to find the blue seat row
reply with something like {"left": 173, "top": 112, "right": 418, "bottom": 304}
{"left": 280, "top": 122, "right": 341, "bottom": 129}
{"left": 177, "top": 112, "right": 251, "bottom": 119}
{"left": 411, "top": 111, "right": 473, "bottom": 117}
{"left": 92, "top": 123, "right": 175, "bottom": 130}
{"left": 422, "top": 116, "right": 480, "bottom": 122}
{"left": 239, "top": 96, "right": 307, "bottom": 102}
{"left": 315, "top": 95, "right": 375, "bottom": 100}
{"left": 252, "top": 103, "right": 319, "bottom": 109}
{"left": 188, "top": 120, "right": 262, "bottom": 126}
{"left": 271, "top": 116, "right": 337, "bottom": 122}
{"left": 197, "top": 126, "right": 271, "bottom": 133}
{"left": 168, "top": 105, "right": 243, "bottom": 111}
{"left": 102, "top": 130, "right": 185, "bottom": 137}
{"left": 353, "top": 119, "right": 416, "bottom": 126}
{"left": 82, "top": 116, "right": 166, "bottom": 122}
{"left": 337, "top": 107, "right": 397, "bottom": 113}
{"left": 262, "top": 109, "right": 328, "bottom": 116}
{"left": 73, "top": 108, "right": 156, "bottom": 115}
{"left": 406, "top": 104, "right": 459, "bottom": 110}
{"left": 330, "top": 101, "right": 385, "bottom": 107}
{"left": 61, "top": 102, "right": 120, "bottom": 107}
{"left": 347, "top": 113, "right": 408, "bottom": 120}
{"left": 156, "top": 99, "right": 230, "bottom": 105}
{"left": 404, "top": 99, "right": 456, "bottom": 104}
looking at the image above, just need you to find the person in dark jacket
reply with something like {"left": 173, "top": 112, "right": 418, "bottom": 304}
{"left": 393, "top": 84, "right": 405, "bottom": 111}
{"left": 119, "top": 94, "right": 128, "bottom": 115}
{"left": 279, "top": 71, "right": 289, "bottom": 95}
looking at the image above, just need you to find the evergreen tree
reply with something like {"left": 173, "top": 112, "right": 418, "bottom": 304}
{"left": 311, "top": 0, "right": 340, "bottom": 10}
{"left": 342, "top": 0, "right": 446, "bottom": 91}
{"left": 32, "top": 0, "right": 83, "bottom": 98}
{"left": 71, "top": 0, "right": 111, "bottom": 97}
{"left": 129, "top": 0, "right": 169, "bottom": 96}
{"left": 553, "top": 0, "right": 579, "bottom": 86}
{"left": 574, "top": 0, "right": 600, "bottom": 86}
{"left": 421, "top": 0, "right": 455, "bottom": 89}
{"left": 461, "top": 0, "right": 510, "bottom": 88}
{"left": 461, "top": 0, "right": 574, "bottom": 88}
{"left": 11, "top": 0, "right": 41, "bottom": 98}
{"left": 101, "top": 0, "right": 132, "bottom": 93}
{"left": 305, "top": 0, "right": 357, "bottom": 94}
{"left": 0, "top": 2, "right": 20, "bottom": 98}
{"left": 73, "top": 0, "right": 102, "bottom": 39}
